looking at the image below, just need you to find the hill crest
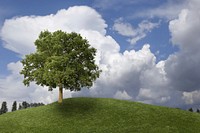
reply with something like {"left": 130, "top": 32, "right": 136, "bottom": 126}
{"left": 0, "top": 97, "right": 200, "bottom": 133}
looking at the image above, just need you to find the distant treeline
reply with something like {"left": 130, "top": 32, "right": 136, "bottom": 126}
{"left": 188, "top": 108, "right": 200, "bottom": 113}
{"left": 0, "top": 101, "right": 45, "bottom": 115}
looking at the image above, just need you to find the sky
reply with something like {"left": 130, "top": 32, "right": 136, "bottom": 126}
{"left": 0, "top": 0, "right": 200, "bottom": 110}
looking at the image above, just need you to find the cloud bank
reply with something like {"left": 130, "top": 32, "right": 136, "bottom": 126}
{"left": 166, "top": 0, "right": 200, "bottom": 105}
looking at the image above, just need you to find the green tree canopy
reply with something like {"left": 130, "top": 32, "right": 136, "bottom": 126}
{"left": 20, "top": 30, "right": 101, "bottom": 103}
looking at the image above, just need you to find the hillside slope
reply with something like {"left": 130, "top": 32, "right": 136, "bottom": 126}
{"left": 0, "top": 97, "right": 200, "bottom": 133}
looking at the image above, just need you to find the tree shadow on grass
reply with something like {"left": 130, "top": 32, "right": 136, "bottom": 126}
{"left": 54, "top": 98, "right": 101, "bottom": 117}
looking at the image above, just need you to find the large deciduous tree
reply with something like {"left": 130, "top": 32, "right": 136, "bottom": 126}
{"left": 20, "top": 30, "right": 101, "bottom": 103}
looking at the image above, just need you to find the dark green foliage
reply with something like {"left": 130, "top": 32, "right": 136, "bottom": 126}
{"left": 29, "top": 102, "right": 45, "bottom": 108}
{"left": 197, "top": 109, "right": 200, "bottom": 113}
{"left": 30, "top": 103, "right": 37, "bottom": 107}
{"left": 20, "top": 30, "right": 101, "bottom": 91}
{"left": 12, "top": 101, "right": 17, "bottom": 112}
{"left": 18, "top": 104, "right": 22, "bottom": 110}
{"left": 0, "top": 101, "right": 8, "bottom": 114}
{"left": 188, "top": 108, "right": 193, "bottom": 112}
{"left": 19, "top": 102, "right": 44, "bottom": 110}
{"left": 0, "top": 101, "right": 45, "bottom": 115}
{"left": 22, "top": 101, "right": 29, "bottom": 109}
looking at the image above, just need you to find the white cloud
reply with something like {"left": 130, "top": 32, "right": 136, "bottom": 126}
{"left": 114, "top": 90, "right": 132, "bottom": 100}
{"left": 182, "top": 90, "right": 200, "bottom": 104}
{"left": 0, "top": 6, "right": 107, "bottom": 56}
{"left": 79, "top": 30, "right": 120, "bottom": 66}
{"left": 73, "top": 44, "right": 182, "bottom": 107}
{"left": 165, "top": 0, "right": 200, "bottom": 93}
{"left": 0, "top": 7, "right": 13, "bottom": 26}
{"left": 112, "top": 18, "right": 136, "bottom": 36}
{"left": 136, "top": 60, "right": 173, "bottom": 105}
{"left": 169, "top": 8, "right": 200, "bottom": 51}
{"left": 113, "top": 18, "right": 159, "bottom": 45}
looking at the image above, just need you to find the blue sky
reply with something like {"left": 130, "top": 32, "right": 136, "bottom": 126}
{"left": 1, "top": 0, "right": 200, "bottom": 109}
{"left": 0, "top": 0, "right": 177, "bottom": 75}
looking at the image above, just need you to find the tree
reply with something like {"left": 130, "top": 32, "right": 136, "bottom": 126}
{"left": 197, "top": 109, "right": 200, "bottom": 113}
{"left": 18, "top": 104, "right": 22, "bottom": 110}
{"left": 12, "top": 101, "right": 17, "bottom": 112}
{"left": 20, "top": 30, "right": 101, "bottom": 103}
{"left": 0, "top": 101, "right": 8, "bottom": 114}
{"left": 22, "top": 101, "right": 28, "bottom": 109}
{"left": 188, "top": 108, "right": 193, "bottom": 112}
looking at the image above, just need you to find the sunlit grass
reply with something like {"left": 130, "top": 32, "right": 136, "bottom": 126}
{"left": 0, "top": 97, "right": 200, "bottom": 132}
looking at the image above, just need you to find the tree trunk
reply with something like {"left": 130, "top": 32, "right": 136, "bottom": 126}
{"left": 58, "top": 85, "right": 63, "bottom": 103}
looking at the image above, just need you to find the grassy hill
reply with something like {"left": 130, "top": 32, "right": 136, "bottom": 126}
{"left": 0, "top": 97, "right": 200, "bottom": 133}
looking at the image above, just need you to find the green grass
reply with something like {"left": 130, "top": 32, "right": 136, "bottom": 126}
{"left": 0, "top": 97, "right": 200, "bottom": 133}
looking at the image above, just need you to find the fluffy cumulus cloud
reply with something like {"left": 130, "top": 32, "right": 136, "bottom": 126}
{"left": 165, "top": 0, "right": 200, "bottom": 105}
{"left": 1, "top": 1, "right": 200, "bottom": 109}
{"left": 113, "top": 18, "right": 160, "bottom": 45}
{"left": 1, "top": 6, "right": 107, "bottom": 56}
{"left": 182, "top": 91, "right": 200, "bottom": 105}
{"left": 110, "top": 0, "right": 200, "bottom": 107}
{"left": 137, "top": 61, "right": 170, "bottom": 103}
{"left": 73, "top": 44, "right": 178, "bottom": 106}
